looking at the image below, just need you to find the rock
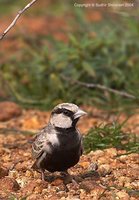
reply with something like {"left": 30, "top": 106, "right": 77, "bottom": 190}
{"left": 80, "top": 180, "right": 105, "bottom": 199}
{"left": 22, "top": 116, "right": 41, "bottom": 130}
{"left": 130, "top": 180, "right": 139, "bottom": 189}
{"left": 0, "top": 177, "right": 20, "bottom": 192}
{"left": 130, "top": 197, "right": 138, "bottom": 200}
{"left": 118, "top": 176, "right": 132, "bottom": 187}
{"left": 98, "top": 156, "right": 110, "bottom": 164}
{"left": 116, "top": 191, "right": 130, "bottom": 200}
{"left": 15, "top": 161, "right": 28, "bottom": 171}
{"left": 20, "top": 179, "right": 48, "bottom": 196}
{"left": 25, "top": 193, "right": 43, "bottom": 200}
{"left": 89, "top": 150, "right": 104, "bottom": 157}
{"left": 80, "top": 180, "right": 97, "bottom": 192}
{"left": 98, "top": 164, "right": 111, "bottom": 176}
{"left": 118, "top": 155, "right": 128, "bottom": 163}
{"left": 79, "top": 161, "right": 90, "bottom": 169}
{"left": 64, "top": 197, "right": 80, "bottom": 200}
{"left": 90, "top": 185, "right": 105, "bottom": 199}
{"left": 88, "top": 162, "right": 98, "bottom": 171}
{"left": 79, "top": 189, "right": 87, "bottom": 199}
{"left": 51, "top": 178, "right": 63, "bottom": 186}
{"left": 25, "top": 170, "right": 33, "bottom": 178}
{"left": 0, "top": 167, "right": 8, "bottom": 178}
{"left": 0, "top": 101, "right": 22, "bottom": 121}
{"left": 104, "top": 148, "right": 117, "bottom": 157}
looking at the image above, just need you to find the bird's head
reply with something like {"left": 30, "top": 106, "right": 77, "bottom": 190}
{"left": 50, "top": 103, "right": 87, "bottom": 129}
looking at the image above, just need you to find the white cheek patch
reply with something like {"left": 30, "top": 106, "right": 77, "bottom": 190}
{"left": 51, "top": 113, "right": 72, "bottom": 129}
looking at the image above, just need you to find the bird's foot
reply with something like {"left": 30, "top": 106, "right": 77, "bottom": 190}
{"left": 61, "top": 171, "right": 78, "bottom": 186}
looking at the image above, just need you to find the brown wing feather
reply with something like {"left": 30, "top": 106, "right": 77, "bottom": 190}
{"left": 32, "top": 128, "right": 49, "bottom": 159}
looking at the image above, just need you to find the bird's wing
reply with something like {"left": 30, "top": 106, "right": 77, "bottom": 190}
{"left": 32, "top": 128, "right": 51, "bottom": 159}
{"left": 77, "top": 130, "right": 83, "bottom": 156}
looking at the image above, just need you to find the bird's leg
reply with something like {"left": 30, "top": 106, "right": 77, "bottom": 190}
{"left": 32, "top": 162, "right": 45, "bottom": 181}
{"left": 61, "top": 170, "right": 69, "bottom": 177}
{"left": 35, "top": 152, "right": 47, "bottom": 181}
{"left": 40, "top": 169, "right": 45, "bottom": 181}
{"left": 61, "top": 170, "right": 78, "bottom": 185}
{"left": 61, "top": 170, "right": 72, "bottom": 184}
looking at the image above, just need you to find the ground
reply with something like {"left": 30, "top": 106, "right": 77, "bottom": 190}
{"left": 0, "top": 3, "right": 139, "bottom": 199}
{"left": 0, "top": 102, "right": 139, "bottom": 200}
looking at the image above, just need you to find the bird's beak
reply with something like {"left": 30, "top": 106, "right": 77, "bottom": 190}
{"left": 74, "top": 108, "right": 87, "bottom": 119}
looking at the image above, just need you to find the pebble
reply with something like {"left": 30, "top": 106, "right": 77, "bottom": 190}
{"left": 0, "top": 167, "right": 8, "bottom": 178}
{"left": 116, "top": 191, "right": 130, "bottom": 200}
{"left": 51, "top": 178, "right": 63, "bottom": 186}
{"left": 0, "top": 177, "right": 20, "bottom": 192}
{"left": 89, "top": 150, "right": 104, "bottom": 157}
{"left": 79, "top": 161, "right": 90, "bottom": 169}
{"left": 0, "top": 101, "right": 22, "bottom": 121}
{"left": 98, "top": 164, "right": 111, "bottom": 176}
{"left": 104, "top": 148, "right": 117, "bottom": 157}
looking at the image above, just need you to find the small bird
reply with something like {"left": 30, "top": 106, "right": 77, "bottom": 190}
{"left": 32, "top": 103, "right": 86, "bottom": 181}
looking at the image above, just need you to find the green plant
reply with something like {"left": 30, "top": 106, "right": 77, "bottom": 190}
{"left": 1, "top": 5, "right": 139, "bottom": 111}
{"left": 83, "top": 122, "right": 139, "bottom": 153}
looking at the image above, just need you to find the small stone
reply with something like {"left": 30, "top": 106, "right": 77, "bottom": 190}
{"left": 80, "top": 161, "right": 90, "bottom": 169}
{"left": 60, "top": 197, "right": 66, "bottom": 200}
{"left": 22, "top": 116, "right": 41, "bottom": 130}
{"left": 26, "top": 193, "right": 40, "bottom": 200}
{"left": 20, "top": 179, "right": 48, "bottom": 196}
{"left": 0, "top": 177, "right": 20, "bottom": 192}
{"left": 9, "top": 169, "right": 18, "bottom": 179}
{"left": 116, "top": 191, "right": 130, "bottom": 200}
{"left": 90, "top": 185, "right": 105, "bottom": 199}
{"left": 80, "top": 180, "right": 96, "bottom": 192}
{"left": 104, "top": 148, "right": 117, "bottom": 157}
{"left": 25, "top": 170, "right": 33, "bottom": 178}
{"left": 98, "top": 157, "right": 110, "bottom": 164}
{"left": 79, "top": 189, "right": 86, "bottom": 199}
{"left": 66, "top": 197, "right": 80, "bottom": 200}
{"left": 15, "top": 162, "right": 27, "bottom": 171}
{"left": 88, "top": 162, "right": 98, "bottom": 171}
{"left": 89, "top": 150, "right": 104, "bottom": 157}
{"left": 130, "top": 197, "right": 138, "bottom": 200}
{"left": 0, "top": 167, "right": 8, "bottom": 178}
{"left": 34, "top": 186, "right": 43, "bottom": 194}
{"left": 51, "top": 178, "right": 63, "bottom": 186}
{"left": 16, "top": 177, "right": 28, "bottom": 188}
{"left": 119, "top": 155, "right": 128, "bottom": 163}
{"left": 98, "top": 164, "right": 111, "bottom": 176}
{"left": 124, "top": 182, "right": 132, "bottom": 188}
{"left": 131, "top": 180, "right": 139, "bottom": 189}
{"left": 118, "top": 176, "right": 132, "bottom": 187}
{"left": 48, "top": 195, "right": 60, "bottom": 200}
{"left": 0, "top": 101, "right": 22, "bottom": 121}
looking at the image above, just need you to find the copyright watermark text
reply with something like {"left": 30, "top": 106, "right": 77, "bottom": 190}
{"left": 74, "top": 2, "right": 135, "bottom": 8}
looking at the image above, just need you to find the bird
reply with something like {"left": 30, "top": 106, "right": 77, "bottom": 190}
{"left": 32, "top": 103, "right": 87, "bottom": 181}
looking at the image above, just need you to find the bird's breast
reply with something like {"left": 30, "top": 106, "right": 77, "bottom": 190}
{"left": 39, "top": 130, "right": 82, "bottom": 172}
{"left": 42, "top": 141, "right": 81, "bottom": 172}
{"left": 56, "top": 131, "right": 81, "bottom": 150}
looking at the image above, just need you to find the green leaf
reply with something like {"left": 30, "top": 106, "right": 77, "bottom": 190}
{"left": 82, "top": 61, "right": 96, "bottom": 77}
{"left": 68, "top": 34, "right": 79, "bottom": 46}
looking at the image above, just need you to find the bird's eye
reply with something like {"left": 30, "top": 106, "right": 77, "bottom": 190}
{"left": 63, "top": 110, "right": 69, "bottom": 115}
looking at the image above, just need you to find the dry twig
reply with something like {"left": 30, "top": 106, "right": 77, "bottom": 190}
{"left": 0, "top": 0, "right": 38, "bottom": 40}
{"left": 0, "top": 127, "right": 35, "bottom": 135}
{"left": 61, "top": 75, "right": 137, "bottom": 99}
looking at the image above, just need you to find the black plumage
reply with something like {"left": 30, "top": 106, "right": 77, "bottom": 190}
{"left": 32, "top": 103, "right": 86, "bottom": 180}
